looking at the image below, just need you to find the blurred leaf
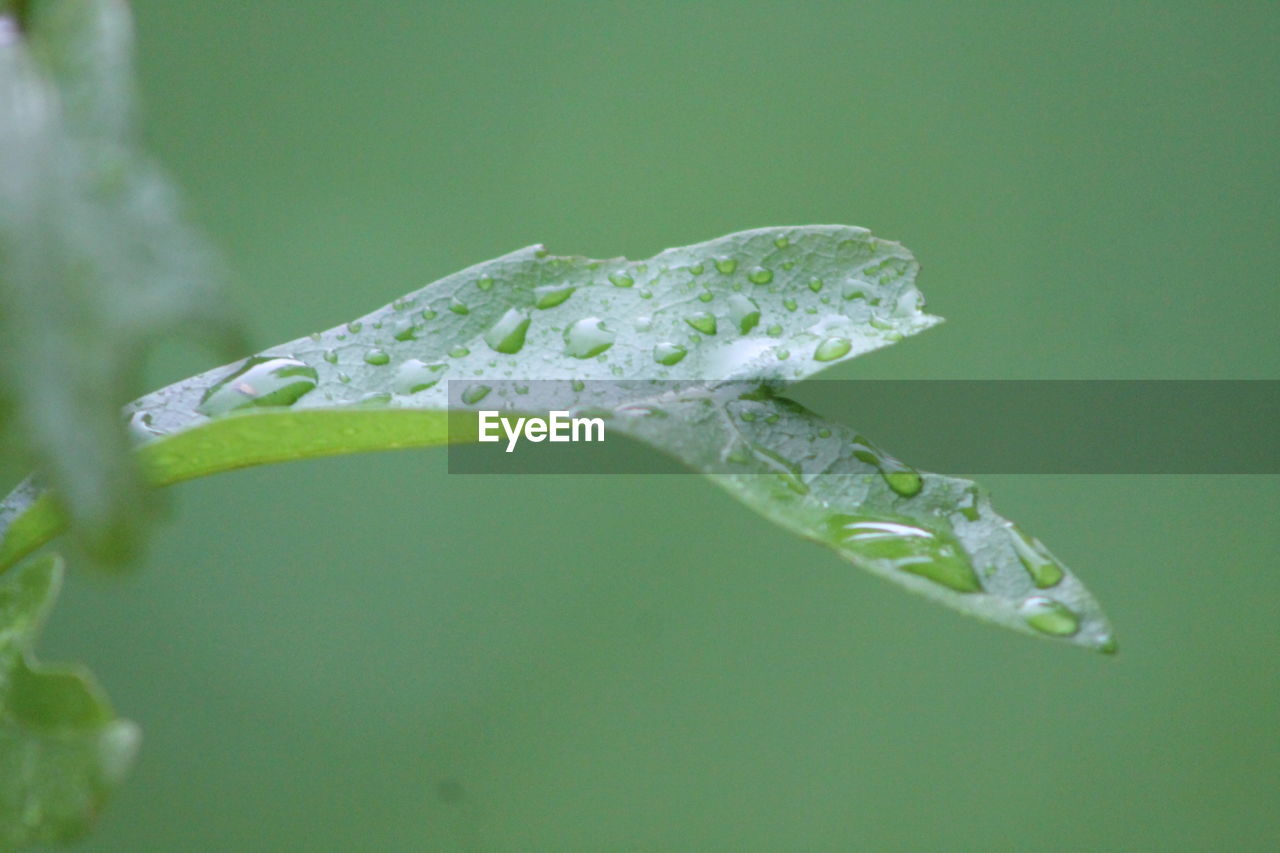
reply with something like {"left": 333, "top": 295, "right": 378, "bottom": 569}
{"left": 0, "top": 0, "right": 242, "bottom": 564}
{"left": 0, "top": 554, "right": 139, "bottom": 850}
{"left": 0, "top": 225, "right": 1115, "bottom": 649}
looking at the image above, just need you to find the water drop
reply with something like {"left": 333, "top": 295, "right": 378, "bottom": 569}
{"left": 684, "top": 312, "right": 717, "bottom": 335}
{"left": 1019, "top": 596, "right": 1080, "bottom": 636}
{"left": 842, "top": 284, "right": 866, "bottom": 301}
{"left": 363, "top": 349, "right": 390, "bottom": 366}
{"left": 476, "top": 276, "right": 494, "bottom": 291}
{"left": 449, "top": 346, "right": 470, "bottom": 358}
{"left": 766, "top": 324, "right": 783, "bottom": 337}
{"left": 715, "top": 258, "right": 738, "bottom": 275}
{"left": 824, "top": 516, "right": 982, "bottom": 593}
{"left": 449, "top": 297, "right": 470, "bottom": 315}
{"left": 814, "top": 337, "right": 852, "bottom": 362}
{"left": 483, "top": 308, "right": 531, "bottom": 354}
{"left": 689, "top": 262, "right": 705, "bottom": 275}
{"left": 776, "top": 349, "right": 790, "bottom": 360}
{"left": 748, "top": 267, "right": 773, "bottom": 285}
{"left": 347, "top": 321, "right": 363, "bottom": 334}
{"left": 774, "top": 235, "right": 790, "bottom": 249}
{"left": 609, "top": 272, "right": 634, "bottom": 288}
{"left": 197, "top": 357, "right": 319, "bottom": 416}
{"left": 394, "top": 359, "right": 445, "bottom": 394}
{"left": 571, "top": 379, "right": 585, "bottom": 392}
{"left": 817, "top": 428, "right": 832, "bottom": 438}
{"left": 741, "top": 411, "right": 757, "bottom": 422}
{"left": 422, "top": 308, "right": 438, "bottom": 320}
{"left": 698, "top": 291, "right": 714, "bottom": 303}
{"left": 783, "top": 298, "right": 798, "bottom": 312}
{"left": 564, "top": 317, "right": 615, "bottom": 358}
{"left": 461, "top": 384, "right": 492, "bottom": 404}
{"left": 808, "top": 279, "right": 824, "bottom": 293}
{"left": 322, "top": 349, "right": 338, "bottom": 364}
{"left": 653, "top": 342, "right": 688, "bottom": 366}
{"left": 852, "top": 436, "right": 922, "bottom": 497}
{"left": 727, "top": 294, "right": 761, "bottom": 334}
{"left": 534, "top": 284, "right": 575, "bottom": 309}
{"left": 1008, "top": 525, "right": 1065, "bottom": 588}
{"left": 393, "top": 320, "right": 419, "bottom": 342}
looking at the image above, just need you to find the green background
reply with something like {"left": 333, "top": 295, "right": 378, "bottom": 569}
{"left": 40, "top": 2, "right": 1279, "bottom": 850}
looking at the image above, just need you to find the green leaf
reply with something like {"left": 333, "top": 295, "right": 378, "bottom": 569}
{"left": 0, "top": 225, "right": 1115, "bottom": 650}
{"left": 0, "top": 555, "right": 139, "bottom": 849}
{"left": 0, "top": 0, "right": 242, "bottom": 563}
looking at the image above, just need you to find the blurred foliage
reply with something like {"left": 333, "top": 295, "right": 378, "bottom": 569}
{"left": 0, "top": 0, "right": 241, "bottom": 565}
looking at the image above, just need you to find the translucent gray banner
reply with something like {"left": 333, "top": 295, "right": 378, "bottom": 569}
{"left": 445, "top": 380, "right": 1279, "bottom": 474}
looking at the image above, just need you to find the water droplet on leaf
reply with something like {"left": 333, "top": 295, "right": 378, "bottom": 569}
{"left": 1019, "top": 596, "right": 1080, "bottom": 636}
{"left": 653, "top": 342, "right": 688, "bottom": 365}
{"left": 564, "top": 317, "right": 615, "bottom": 358}
{"left": 198, "top": 357, "right": 319, "bottom": 416}
{"left": 684, "top": 312, "right": 717, "bottom": 335}
{"left": 825, "top": 516, "right": 982, "bottom": 593}
{"left": 483, "top": 308, "right": 531, "bottom": 354}
{"left": 814, "top": 337, "right": 852, "bottom": 362}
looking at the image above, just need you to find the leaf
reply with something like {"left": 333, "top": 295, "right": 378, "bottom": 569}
{"left": 0, "top": 225, "right": 1115, "bottom": 650}
{"left": 0, "top": 0, "right": 243, "bottom": 563}
{"left": 0, "top": 555, "right": 139, "bottom": 850}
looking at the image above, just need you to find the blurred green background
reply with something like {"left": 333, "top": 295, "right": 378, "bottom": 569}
{"left": 37, "top": 1, "right": 1279, "bottom": 850}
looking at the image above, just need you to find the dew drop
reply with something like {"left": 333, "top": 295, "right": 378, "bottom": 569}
{"left": 393, "top": 320, "right": 419, "bottom": 342}
{"left": 766, "top": 324, "right": 783, "bottom": 337}
{"left": 748, "top": 267, "right": 774, "bottom": 285}
{"left": 461, "top": 384, "right": 492, "bottom": 404}
{"left": 684, "top": 312, "right": 717, "bottom": 335}
{"left": 564, "top": 317, "right": 615, "bottom": 358}
{"left": 852, "top": 436, "right": 923, "bottom": 497}
{"left": 824, "top": 516, "right": 982, "bottom": 593}
{"left": 322, "top": 349, "right": 338, "bottom": 364}
{"left": 776, "top": 349, "right": 790, "bottom": 360}
{"left": 783, "top": 298, "right": 798, "bottom": 312}
{"left": 449, "top": 346, "right": 470, "bottom": 358}
{"left": 817, "top": 428, "right": 832, "bottom": 438}
{"left": 609, "top": 272, "right": 634, "bottom": 288}
{"left": 361, "top": 349, "right": 389, "bottom": 366}
{"left": 727, "top": 294, "right": 761, "bottom": 334}
{"left": 197, "top": 357, "right": 319, "bottom": 416}
{"left": 476, "top": 276, "right": 494, "bottom": 291}
{"left": 842, "top": 284, "right": 866, "bottom": 301}
{"left": 394, "top": 359, "right": 445, "bottom": 394}
{"left": 483, "top": 308, "right": 531, "bottom": 354}
{"left": 534, "top": 284, "right": 576, "bottom": 309}
{"left": 715, "top": 258, "right": 737, "bottom": 275}
{"left": 422, "top": 309, "right": 438, "bottom": 320}
{"left": 653, "top": 342, "right": 688, "bottom": 366}
{"left": 774, "top": 235, "right": 790, "bottom": 249}
{"left": 449, "top": 297, "right": 470, "bottom": 315}
{"left": 698, "top": 291, "right": 714, "bottom": 303}
{"left": 1019, "top": 596, "right": 1080, "bottom": 636}
{"left": 689, "top": 262, "right": 705, "bottom": 275}
{"left": 814, "top": 337, "right": 852, "bottom": 362}
{"left": 347, "top": 321, "right": 363, "bottom": 334}
{"left": 1008, "top": 525, "right": 1065, "bottom": 588}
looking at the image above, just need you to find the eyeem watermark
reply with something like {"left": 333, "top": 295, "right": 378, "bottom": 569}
{"left": 477, "top": 410, "right": 606, "bottom": 453}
